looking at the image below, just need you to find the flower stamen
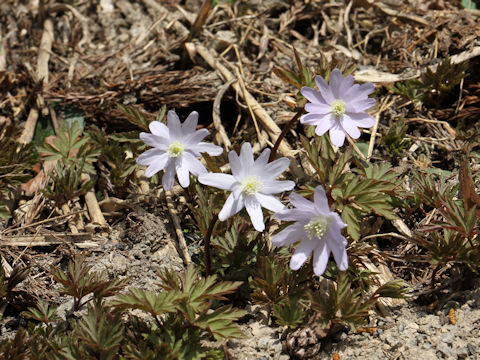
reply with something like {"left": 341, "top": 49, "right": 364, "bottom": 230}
{"left": 304, "top": 215, "right": 330, "bottom": 240}
{"left": 168, "top": 141, "right": 185, "bottom": 158}
{"left": 330, "top": 99, "right": 347, "bottom": 118}
{"left": 240, "top": 176, "right": 262, "bottom": 196}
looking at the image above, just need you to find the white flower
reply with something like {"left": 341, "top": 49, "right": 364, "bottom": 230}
{"left": 198, "top": 143, "right": 295, "bottom": 232}
{"left": 271, "top": 186, "right": 348, "bottom": 276}
{"left": 300, "top": 69, "right": 376, "bottom": 147}
{"left": 136, "top": 110, "right": 223, "bottom": 191}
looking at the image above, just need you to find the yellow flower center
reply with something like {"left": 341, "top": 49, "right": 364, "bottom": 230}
{"left": 304, "top": 215, "right": 330, "bottom": 240}
{"left": 240, "top": 176, "right": 262, "bottom": 196}
{"left": 168, "top": 141, "right": 184, "bottom": 158}
{"left": 330, "top": 99, "right": 347, "bottom": 117}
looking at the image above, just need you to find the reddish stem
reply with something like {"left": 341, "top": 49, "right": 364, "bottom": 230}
{"left": 268, "top": 108, "right": 304, "bottom": 163}
{"left": 204, "top": 213, "right": 218, "bottom": 276}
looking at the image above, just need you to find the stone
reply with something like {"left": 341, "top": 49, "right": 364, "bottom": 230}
{"left": 436, "top": 342, "right": 455, "bottom": 357}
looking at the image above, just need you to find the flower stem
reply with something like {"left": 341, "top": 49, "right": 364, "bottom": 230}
{"left": 204, "top": 213, "right": 218, "bottom": 276}
{"left": 268, "top": 108, "right": 304, "bottom": 162}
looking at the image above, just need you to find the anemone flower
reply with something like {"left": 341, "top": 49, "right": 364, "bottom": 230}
{"left": 137, "top": 110, "right": 223, "bottom": 190}
{"left": 271, "top": 185, "right": 348, "bottom": 276}
{"left": 198, "top": 142, "right": 295, "bottom": 232}
{"left": 300, "top": 69, "right": 376, "bottom": 147}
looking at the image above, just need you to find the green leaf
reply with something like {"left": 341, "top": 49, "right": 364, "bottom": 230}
{"left": 341, "top": 205, "right": 361, "bottom": 241}
{"left": 113, "top": 289, "right": 182, "bottom": 316}
{"left": 22, "top": 300, "right": 59, "bottom": 324}
{"left": 373, "top": 279, "right": 409, "bottom": 299}
{"left": 462, "top": 0, "right": 477, "bottom": 9}
{"left": 117, "top": 104, "right": 150, "bottom": 131}
{"left": 76, "top": 301, "right": 124, "bottom": 359}
{"left": 195, "top": 305, "right": 246, "bottom": 341}
{"left": 50, "top": 256, "right": 128, "bottom": 311}
{"left": 272, "top": 298, "right": 306, "bottom": 328}
{"left": 309, "top": 273, "right": 374, "bottom": 330}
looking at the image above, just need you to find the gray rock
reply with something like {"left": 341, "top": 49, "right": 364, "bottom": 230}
{"left": 407, "top": 336, "right": 418, "bottom": 347}
{"left": 436, "top": 342, "right": 455, "bottom": 357}
{"left": 456, "top": 346, "right": 469, "bottom": 359}
{"left": 441, "top": 333, "right": 454, "bottom": 345}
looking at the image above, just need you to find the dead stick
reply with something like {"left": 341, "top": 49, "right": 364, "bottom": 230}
{"left": 19, "top": 17, "right": 53, "bottom": 143}
{"left": 212, "top": 79, "right": 235, "bottom": 150}
{"left": 1, "top": 209, "right": 86, "bottom": 235}
{"left": 37, "top": 17, "right": 53, "bottom": 85}
{"left": 61, "top": 203, "right": 79, "bottom": 234}
{"left": 195, "top": 43, "right": 304, "bottom": 179}
{"left": 0, "top": 31, "right": 6, "bottom": 72}
{"left": 164, "top": 190, "right": 192, "bottom": 265}
{"left": 81, "top": 173, "right": 106, "bottom": 226}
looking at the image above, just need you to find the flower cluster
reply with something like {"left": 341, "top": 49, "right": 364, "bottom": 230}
{"left": 198, "top": 143, "right": 294, "bottom": 232}
{"left": 137, "top": 69, "right": 375, "bottom": 275}
{"left": 300, "top": 69, "right": 376, "bottom": 147}
{"left": 271, "top": 186, "right": 348, "bottom": 275}
{"left": 136, "top": 110, "right": 222, "bottom": 191}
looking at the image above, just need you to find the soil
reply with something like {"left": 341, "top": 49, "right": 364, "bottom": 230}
{"left": 4, "top": 203, "right": 480, "bottom": 359}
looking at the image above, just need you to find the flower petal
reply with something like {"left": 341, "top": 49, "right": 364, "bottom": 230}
{"left": 183, "top": 152, "right": 207, "bottom": 176}
{"left": 162, "top": 161, "right": 176, "bottom": 190}
{"left": 314, "top": 75, "right": 335, "bottom": 103}
{"left": 252, "top": 148, "right": 271, "bottom": 174}
{"left": 239, "top": 142, "right": 254, "bottom": 171}
{"left": 301, "top": 87, "right": 327, "bottom": 105}
{"left": 175, "top": 157, "right": 190, "bottom": 188}
{"left": 167, "top": 110, "right": 182, "bottom": 141}
{"left": 271, "top": 223, "right": 305, "bottom": 247}
{"left": 139, "top": 133, "right": 169, "bottom": 149}
{"left": 290, "top": 239, "right": 317, "bottom": 270}
{"left": 329, "top": 69, "right": 344, "bottom": 98}
{"left": 137, "top": 148, "right": 166, "bottom": 166}
{"left": 326, "top": 234, "right": 348, "bottom": 271}
{"left": 275, "top": 208, "right": 314, "bottom": 222}
{"left": 229, "top": 150, "right": 242, "bottom": 177}
{"left": 289, "top": 192, "right": 315, "bottom": 212}
{"left": 218, "top": 193, "right": 245, "bottom": 221}
{"left": 263, "top": 157, "right": 290, "bottom": 179}
{"left": 330, "top": 212, "right": 347, "bottom": 229}
{"left": 328, "top": 123, "right": 346, "bottom": 147}
{"left": 347, "top": 98, "right": 376, "bottom": 112}
{"left": 195, "top": 142, "right": 223, "bottom": 156}
{"left": 313, "top": 186, "right": 330, "bottom": 213}
{"left": 305, "top": 103, "right": 331, "bottom": 114}
{"left": 184, "top": 129, "right": 209, "bottom": 147}
{"left": 315, "top": 115, "right": 336, "bottom": 137}
{"left": 245, "top": 196, "right": 265, "bottom": 231}
{"left": 347, "top": 112, "right": 376, "bottom": 128}
{"left": 255, "top": 193, "right": 285, "bottom": 212}
{"left": 198, "top": 173, "right": 236, "bottom": 191}
{"left": 344, "top": 82, "right": 374, "bottom": 102}
{"left": 149, "top": 121, "right": 169, "bottom": 138}
{"left": 182, "top": 111, "right": 198, "bottom": 135}
{"left": 340, "top": 117, "right": 361, "bottom": 139}
{"left": 312, "top": 241, "right": 329, "bottom": 276}
{"left": 300, "top": 113, "right": 330, "bottom": 126}
{"left": 143, "top": 153, "right": 170, "bottom": 177}
{"left": 261, "top": 180, "right": 295, "bottom": 195}
{"left": 339, "top": 74, "right": 355, "bottom": 97}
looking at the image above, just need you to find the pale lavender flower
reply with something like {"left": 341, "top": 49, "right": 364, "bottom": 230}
{"left": 137, "top": 110, "right": 223, "bottom": 191}
{"left": 198, "top": 142, "right": 295, "bottom": 232}
{"left": 271, "top": 185, "right": 348, "bottom": 276}
{"left": 300, "top": 69, "right": 376, "bottom": 147}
